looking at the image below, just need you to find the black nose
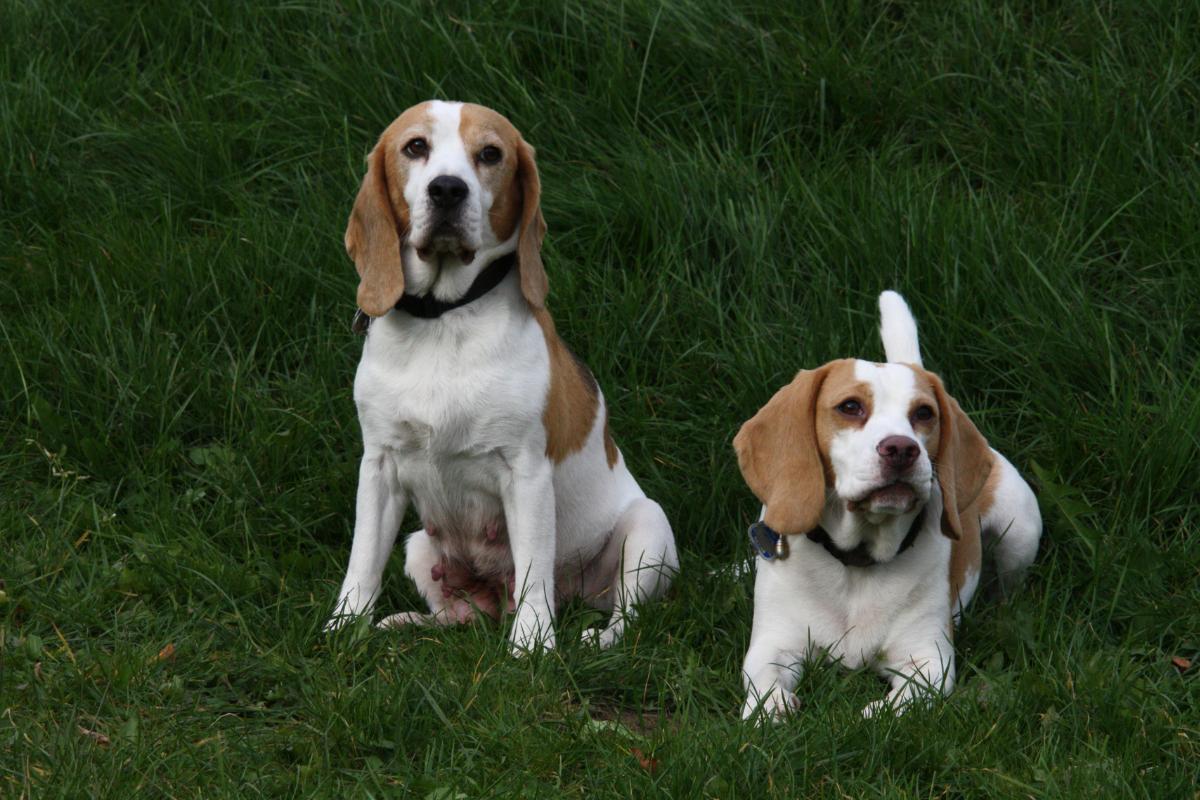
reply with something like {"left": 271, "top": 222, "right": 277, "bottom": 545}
{"left": 428, "top": 175, "right": 468, "bottom": 210}
{"left": 877, "top": 435, "right": 920, "bottom": 471}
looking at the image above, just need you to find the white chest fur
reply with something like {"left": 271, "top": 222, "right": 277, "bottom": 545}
{"left": 752, "top": 527, "right": 953, "bottom": 668}
{"left": 354, "top": 279, "right": 545, "bottom": 562}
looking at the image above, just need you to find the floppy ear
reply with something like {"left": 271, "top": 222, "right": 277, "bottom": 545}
{"left": 929, "top": 373, "right": 993, "bottom": 541}
{"left": 515, "top": 138, "right": 548, "bottom": 309}
{"left": 733, "top": 365, "right": 832, "bottom": 535}
{"left": 345, "top": 141, "right": 408, "bottom": 317}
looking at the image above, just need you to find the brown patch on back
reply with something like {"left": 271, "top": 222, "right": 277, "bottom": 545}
{"left": 603, "top": 416, "right": 619, "bottom": 468}
{"left": 534, "top": 309, "right": 607, "bottom": 465}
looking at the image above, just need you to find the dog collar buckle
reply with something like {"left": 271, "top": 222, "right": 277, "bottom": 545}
{"left": 748, "top": 521, "right": 789, "bottom": 561}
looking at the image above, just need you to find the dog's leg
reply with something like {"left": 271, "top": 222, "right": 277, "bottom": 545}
{"left": 865, "top": 637, "right": 955, "bottom": 717}
{"left": 742, "top": 638, "right": 806, "bottom": 722}
{"left": 986, "top": 495, "right": 1042, "bottom": 594}
{"left": 377, "top": 530, "right": 503, "bottom": 628}
{"left": 376, "top": 529, "right": 458, "bottom": 628}
{"left": 327, "top": 450, "right": 406, "bottom": 630}
{"left": 981, "top": 456, "right": 1042, "bottom": 594}
{"left": 584, "top": 498, "right": 677, "bottom": 649}
{"left": 501, "top": 455, "right": 557, "bottom": 654}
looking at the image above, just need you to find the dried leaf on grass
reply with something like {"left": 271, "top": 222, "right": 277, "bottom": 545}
{"left": 631, "top": 747, "right": 660, "bottom": 773}
{"left": 78, "top": 726, "right": 110, "bottom": 747}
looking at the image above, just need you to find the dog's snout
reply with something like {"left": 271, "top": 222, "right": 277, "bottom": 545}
{"left": 877, "top": 435, "right": 920, "bottom": 470}
{"left": 428, "top": 175, "right": 468, "bottom": 210}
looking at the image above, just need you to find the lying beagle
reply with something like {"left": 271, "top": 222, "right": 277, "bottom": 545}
{"left": 735, "top": 291, "right": 1041, "bottom": 719}
{"left": 327, "top": 101, "right": 678, "bottom": 652}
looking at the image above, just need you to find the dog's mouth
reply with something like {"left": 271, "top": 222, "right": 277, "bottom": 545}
{"left": 847, "top": 482, "right": 918, "bottom": 514}
{"left": 415, "top": 223, "right": 476, "bottom": 264}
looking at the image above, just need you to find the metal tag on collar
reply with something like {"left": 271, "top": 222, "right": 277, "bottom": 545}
{"left": 748, "top": 521, "right": 789, "bottom": 561}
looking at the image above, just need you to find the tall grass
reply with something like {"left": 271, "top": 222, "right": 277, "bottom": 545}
{"left": 2, "top": 1, "right": 1197, "bottom": 796}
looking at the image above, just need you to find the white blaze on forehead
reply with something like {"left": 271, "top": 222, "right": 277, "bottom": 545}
{"left": 827, "top": 359, "right": 934, "bottom": 508}
{"left": 400, "top": 99, "right": 490, "bottom": 278}
{"left": 426, "top": 101, "right": 469, "bottom": 173}
{"left": 853, "top": 359, "right": 918, "bottom": 437}
{"left": 402, "top": 101, "right": 473, "bottom": 208}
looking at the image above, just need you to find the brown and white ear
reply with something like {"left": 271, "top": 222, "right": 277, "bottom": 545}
{"left": 929, "top": 374, "right": 993, "bottom": 541}
{"left": 515, "top": 138, "right": 548, "bottom": 309}
{"left": 733, "top": 364, "right": 833, "bottom": 535}
{"left": 345, "top": 141, "right": 408, "bottom": 317}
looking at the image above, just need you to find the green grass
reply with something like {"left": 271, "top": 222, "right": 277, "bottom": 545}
{"left": 2, "top": 0, "right": 1198, "bottom": 796}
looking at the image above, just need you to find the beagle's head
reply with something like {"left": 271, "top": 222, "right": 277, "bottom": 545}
{"left": 734, "top": 358, "right": 993, "bottom": 542}
{"left": 344, "top": 100, "right": 547, "bottom": 316}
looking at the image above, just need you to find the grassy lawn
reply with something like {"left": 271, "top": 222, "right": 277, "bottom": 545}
{"left": 2, "top": 0, "right": 1198, "bottom": 796}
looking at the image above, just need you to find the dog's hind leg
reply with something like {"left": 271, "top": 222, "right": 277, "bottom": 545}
{"left": 585, "top": 498, "right": 677, "bottom": 649}
{"left": 376, "top": 529, "right": 494, "bottom": 629}
{"left": 982, "top": 455, "right": 1042, "bottom": 594}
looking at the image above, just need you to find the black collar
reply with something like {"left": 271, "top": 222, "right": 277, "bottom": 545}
{"left": 748, "top": 507, "right": 927, "bottom": 567}
{"left": 351, "top": 251, "right": 516, "bottom": 333}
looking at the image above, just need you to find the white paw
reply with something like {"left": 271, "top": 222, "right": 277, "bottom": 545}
{"left": 327, "top": 584, "right": 378, "bottom": 632}
{"left": 376, "top": 611, "right": 428, "bottom": 629}
{"left": 325, "top": 611, "right": 366, "bottom": 633}
{"left": 581, "top": 624, "right": 622, "bottom": 649}
{"left": 863, "top": 691, "right": 922, "bottom": 718}
{"left": 861, "top": 698, "right": 891, "bottom": 718}
{"left": 509, "top": 609, "right": 555, "bottom": 655}
{"left": 743, "top": 688, "right": 800, "bottom": 722}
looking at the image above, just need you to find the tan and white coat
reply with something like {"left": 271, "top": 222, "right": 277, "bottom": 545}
{"left": 328, "top": 101, "right": 677, "bottom": 652}
{"left": 735, "top": 291, "right": 1041, "bottom": 719}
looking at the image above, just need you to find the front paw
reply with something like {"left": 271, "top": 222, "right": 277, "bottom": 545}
{"left": 743, "top": 688, "right": 800, "bottom": 723}
{"left": 580, "top": 624, "right": 622, "bottom": 650}
{"left": 509, "top": 608, "right": 556, "bottom": 655}
{"left": 861, "top": 698, "right": 894, "bottom": 718}
{"left": 327, "top": 583, "right": 378, "bottom": 632}
{"left": 863, "top": 688, "right": 931, "bottom": 718}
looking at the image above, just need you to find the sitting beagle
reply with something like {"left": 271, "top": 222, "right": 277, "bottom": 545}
{"left": 327, "top": 101, "right": 678, "bottom": 652}
{"left": 735, "top": 291, "right": 1041, "bottom": 719}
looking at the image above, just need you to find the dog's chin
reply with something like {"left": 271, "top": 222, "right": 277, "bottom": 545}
{"left": 847, "top": 482, "right": 919, "bottom": 515}
{"left": 414, "top": 231, "right": 476, "bottom": 265}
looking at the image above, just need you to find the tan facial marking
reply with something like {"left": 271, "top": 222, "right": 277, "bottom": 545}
{"left": 534, "top": 310, "right": 612, "bottom": 466}
{"left": 734, "top": 359, "right": 861, "bottom": 534}
{"left": 456, "top": 104, "right": 547, "bottom": 308}
{"left": 814, "top": 366, "right": 875, "bottom": 471}
{"left": 345, "top": 103, "right": 433, "bottom": 316}
{"left": 905, "top": 368, "right": 943, "bottom": 448}
{"left": 458, "top": 103, "right": 523, "bottom": 242}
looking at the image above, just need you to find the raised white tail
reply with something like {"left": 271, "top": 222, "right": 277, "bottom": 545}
{"left": 878, "top": 290, "right": 923, "bottom": 366}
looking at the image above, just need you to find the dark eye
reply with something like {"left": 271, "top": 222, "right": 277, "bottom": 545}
{"left": 478, "top": 145, "right": 502, "bottom": 165}
{"left": 912, "top": 405, "right": 935, "bottom": 422}
{"left": 836, "top": 399, "right": 865, "bottom": 418}
{"left": 403, "top": 138, "right": 428, "bottom": 159}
